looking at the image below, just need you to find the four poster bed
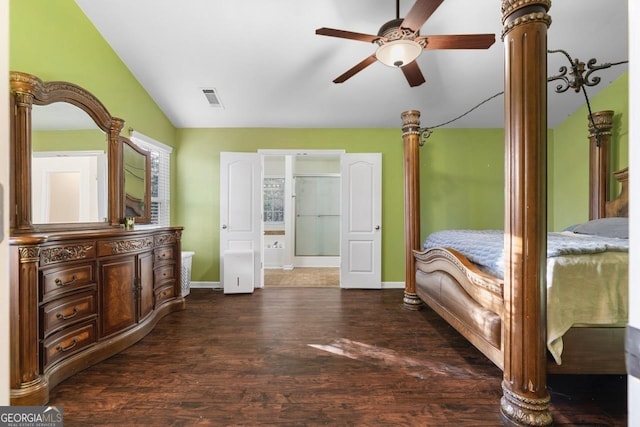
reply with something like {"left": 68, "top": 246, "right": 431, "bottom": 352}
{"left": 400, "top": 2, "right": 626, "bottom": 424}
{"left": 410, "top": 115, "right": 629, "bottom": 375}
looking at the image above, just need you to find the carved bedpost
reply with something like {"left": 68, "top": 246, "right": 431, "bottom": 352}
{"left": 588, "top": 110, "right": 614, "bottom": 220}
{"left": 501, "top": 1, "right": 552, "bottom": 426}
{"left": 401, "top": 110, "right": 423, "bottom": 310}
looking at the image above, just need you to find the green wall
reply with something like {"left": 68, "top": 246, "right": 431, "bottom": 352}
{"left": 33, "top": 129, "right": 106, "bottom": 152}
{"left": 419, "top": 128, "right": 505, "bottom": 237}
{"left": 551, "top": 73, "right": 629, "bottom": 230}
{"left": 176, "top": 128, "right": 406, "bottom": 282}
{"left": 9, "top": 0, "right": 178, "bottom": 220}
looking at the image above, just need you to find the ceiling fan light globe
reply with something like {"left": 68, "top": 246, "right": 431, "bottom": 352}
{"left": 375, "top": 39, "right": 422, "bottom": 68}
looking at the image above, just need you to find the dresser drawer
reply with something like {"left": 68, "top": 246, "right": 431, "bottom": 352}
{"left": 39, "top": 242, "right": 96, "bottom": 267}
{"left": 41, "top": 263, "right": 95, "bottom": 301}
{"left": 42, "top": 321, "right": 97, "bottom": 371}
{"left": 154, "top": 264, "right": 175, "bottom": 284}
{"left": 154, "top": 246, "right": 175, "bottom": 263}
{"left": 155, "top": 283, "right": 176, "bottom": 306}
{"left": 41, "top": 290, "right": 97, "bottom": 338}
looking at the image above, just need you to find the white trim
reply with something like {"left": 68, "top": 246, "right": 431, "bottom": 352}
{"left": 294, "top": 256, "right": 340, "bottom": 268}
{"left": 190, "top": 280, "right": 403, "bottom": 290}
{"left": 32, "top": 150, "right": 105, "bottom": 157}
{"left": 190, "top": 281, "right": 222, "bottom": 290}
{"left": 294, "top": 173, "right": 341, "bottom": 177}
{"left": 259, "top": 149, "right": 345, "bottom": 156}
{"left": 381, "top": 282, "right": 405, "bottom": 289}
{"left": 130, "top": 130, "right": 173, "bottom": 153}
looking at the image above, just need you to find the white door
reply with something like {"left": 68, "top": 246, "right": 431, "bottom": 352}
{"left": 32, "top": 152, "right": 106, "bottom": 223}
{"left": 340, "top": 153, "right": 382, "bottom": 288}
{"left": 219, "top": 152, "right": 262, "bottom": 290}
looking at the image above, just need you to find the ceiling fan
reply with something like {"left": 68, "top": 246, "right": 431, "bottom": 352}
{"left": 316, "top": 0, "right": 496, "bottom": 87}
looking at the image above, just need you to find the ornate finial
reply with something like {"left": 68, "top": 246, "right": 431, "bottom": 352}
{"left": 401, "top": 110, "right": 420, "bottom": 132}
{"left": 501, "top": 0, "right": 552, "bottom": 39}
{"left": 588, "top": 110, "right": 614, "bottom": 137}
{"left": 501, "top": 381, "right": 553, "bottom": 426}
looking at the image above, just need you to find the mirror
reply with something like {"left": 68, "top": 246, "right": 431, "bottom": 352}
{"left": 31, "top": 103, "right": 109, "bottom": 224}
{"left": 122, "top": 138, "right": 151, "bottom": 224}
{"left": 9, "top": 71, "right": 150, "bottom": 231}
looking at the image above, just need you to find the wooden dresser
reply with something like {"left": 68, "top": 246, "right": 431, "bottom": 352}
{"left": 9, "top": 227, "right": 185, "bottom": 405}
{"left": 8, "top": 71, "right": 187, "bottom": 405}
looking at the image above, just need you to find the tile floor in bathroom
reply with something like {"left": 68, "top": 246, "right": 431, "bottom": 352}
{"left": 264, "top": 267, "right": 339, "bottom": 287}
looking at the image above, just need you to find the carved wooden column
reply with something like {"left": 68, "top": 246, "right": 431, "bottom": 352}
{"left": 10, "top": 238, "right": 48, "bottom": 405}
{"left": 588, "top": 110, "right": 614, "bottom": 220}
{"left": 501, "top": 1, "right": 552, "bottom": 425}
{"left": 110, "top": 119, "right": 125, "bottom": 226}
{"left": 10, "top": 82, "right": 35, "bottom": 230}
{"left": 401, "top": 110, "right": 422, "bottom": 309}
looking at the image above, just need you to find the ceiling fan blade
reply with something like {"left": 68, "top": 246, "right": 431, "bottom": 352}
{"left": 421, "top": 34, "right": 496, "bottom": 50}
{"left": 333, "top": 55, "right": 378, "bottom": 83}
{"left": 401, "top": 0, "right": 444, "bottom": 32}
{"left": 316, "top": 27, "right": 380, "bottom": 43}
{"left": 401, "top": 61, "right": 426, "bottom": 87}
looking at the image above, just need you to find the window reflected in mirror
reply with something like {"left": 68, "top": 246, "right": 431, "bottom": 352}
{"left": 123, "top": 141, "right": 150, "bottom": 221}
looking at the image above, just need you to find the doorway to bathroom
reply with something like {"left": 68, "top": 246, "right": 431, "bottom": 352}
{"left": 219, "top": 150, "right": 381, "bottom": 290}
{"left": 262, "top": 151, "right": 341, "bottom": 287}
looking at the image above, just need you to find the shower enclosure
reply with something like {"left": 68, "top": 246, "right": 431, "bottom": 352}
{"left": 262, "top": 153, "right": 341, "bottom": 269}
{"left": 294, "top": 175, "right": 340, "bottom": 256}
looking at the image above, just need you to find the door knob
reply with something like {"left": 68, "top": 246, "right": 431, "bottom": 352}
{"left": 375, "top": 225, "right": 380, "bottom": 230}
{"left": 222, "top": 224, "right": 228, "bottom": 229}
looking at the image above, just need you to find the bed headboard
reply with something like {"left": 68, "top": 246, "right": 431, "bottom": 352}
{"left": 605, "top": 167, "right": 629, "bottom": 218}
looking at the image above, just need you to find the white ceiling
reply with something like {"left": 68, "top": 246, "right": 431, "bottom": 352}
{"left": 74, "top": 0, "right": 628, "bottom": 129}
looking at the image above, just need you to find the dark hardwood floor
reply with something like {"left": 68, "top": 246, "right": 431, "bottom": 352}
{"left": 48, "top": 288, "right": 627, "bottom": 426}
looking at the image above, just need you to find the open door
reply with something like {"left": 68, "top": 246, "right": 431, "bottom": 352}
{"left": 219, "top": 152, "right": 262, "bottom": 291}
{"left": 340, "top": 153, "right": 382, "bottom": 288}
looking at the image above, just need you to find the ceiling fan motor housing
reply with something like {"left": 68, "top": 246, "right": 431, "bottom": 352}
{"left": 375, "top": 18, "right": 426, "bottom": 67}
{"left": 376, "top": 18, "right": 419, "bottom": 42}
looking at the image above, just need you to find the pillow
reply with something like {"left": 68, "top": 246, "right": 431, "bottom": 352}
{"left": 563, "top": 223, "right": 578, "bottom": 232}
{"left": 571, "top": 217, "right": 629, "bottom": 239}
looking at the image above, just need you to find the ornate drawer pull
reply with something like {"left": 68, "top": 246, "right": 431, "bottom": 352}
{"left": 55, "top": 337, "right": 79, "bottom": 353}
{"left": 54, "top": 274, "right": 77, "bottom": 287}
{"left": 56, "top": 306, "right": 79, "bottom": 320}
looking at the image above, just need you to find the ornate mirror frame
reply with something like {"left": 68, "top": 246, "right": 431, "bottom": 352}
{"left": 9, "top": 71, "right": 151, "bottom": 232}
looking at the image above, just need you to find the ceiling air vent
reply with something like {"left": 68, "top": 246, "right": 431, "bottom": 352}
{"left": 202, "top": 88, "right": 224, "bottom": 108}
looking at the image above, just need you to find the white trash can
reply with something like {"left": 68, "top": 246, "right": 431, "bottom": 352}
{"left": 181, "top": 251, "right": 195, "bottom": 296}
{"left": 223, "top": 249, "right": 254, "bottom": 294}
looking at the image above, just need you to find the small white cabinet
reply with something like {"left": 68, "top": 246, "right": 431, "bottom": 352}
{"left": 223, "top": 249, "right": 254, "bottom": 294}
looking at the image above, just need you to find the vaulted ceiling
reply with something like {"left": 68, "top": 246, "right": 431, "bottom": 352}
{"left": 75, "top": 0, "right": 628, "bottom": 129}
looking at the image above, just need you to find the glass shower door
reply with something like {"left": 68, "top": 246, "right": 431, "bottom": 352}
{"left": 294, "top": 176, "right": 340, "bottom": 256}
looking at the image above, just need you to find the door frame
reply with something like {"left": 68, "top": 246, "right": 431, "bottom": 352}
{"left": 258, "top": 149, "right": 381, "bottom": 289}
{"left": 259, "top": 149, "right": 345, "bottom": 286}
